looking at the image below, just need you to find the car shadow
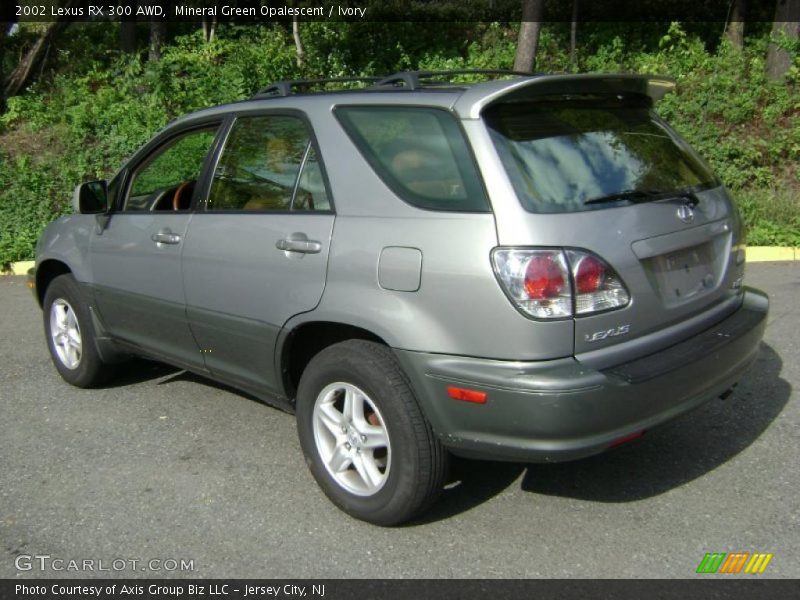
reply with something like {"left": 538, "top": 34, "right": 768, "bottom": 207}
{"left": 102, "top": 359, "right": 260, "bottom": 400}
{"left": 101, "top": 343, "right": 790, "bottom": 521}
{"left": 413, "top": 342, "right": 789, "bottom": 522}
{"left": 520, "top": 342, "right": 790, "bottom": 502}
{"left": 102, "top": 358, "right": 181, "bottom": 387}
{"left": 408, "top": 458, "right": 527, "bottom": 526}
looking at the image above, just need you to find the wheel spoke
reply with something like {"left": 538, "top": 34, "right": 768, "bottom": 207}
{"left": 342, "top": 387, "right": 355, "bottom": 422}
{"left": 66, "top": 345, "right": 78, "bottom": 368}
{"left": 65, "top": 309, "right": 78, "bottom": 331}
{"left": 353, "top": 453, "right": 383, "bottom": 489}
{"left": 56, "top": 305, "right": 68, "bottom": 329}
{"left": 350, "top": 391, "right": 367, "bottom": 427}
{"left": 67, "top": 330, "right": 81, "bottom": 348}
{"left": 327, "top": 444, "right": 351, "bottom": 473}
{"left": 317, "top": 403, "right": 345, "bottom": 437}
{"left": 361, "top": 424, "right": 388, "bottom": 449}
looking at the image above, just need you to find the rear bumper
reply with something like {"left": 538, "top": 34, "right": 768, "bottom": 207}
{"left": 395, "top": 288, "right": 768, "bottom": 462}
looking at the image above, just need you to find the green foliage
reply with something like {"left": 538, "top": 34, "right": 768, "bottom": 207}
{"left": 735, "top": 185, "right": 800, "bottom": 246}
{"left": 1, "top": 21, "right": 799, "bottom": 265}
{"left": 0, "top": 150, "right": 79, "bottom": 264}
{"left": 130, "top": 129, "right": 217, "bottom": 200}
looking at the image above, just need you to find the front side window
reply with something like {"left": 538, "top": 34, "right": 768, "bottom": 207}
{"left": 484, "top": 97, "right": 717, "bottom": 214}
{"left": 124, "top": 127, "right": 218, "bottom": 211}
{"left": 207, "top": 115, "right": 331, "bottom": 211}
{"left": 336, "top": 106, "right": 489, "bottom": 212}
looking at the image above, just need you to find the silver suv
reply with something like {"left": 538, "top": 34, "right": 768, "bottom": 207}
{"left": 31, "top": 71, "right": 768, "bottom": 525}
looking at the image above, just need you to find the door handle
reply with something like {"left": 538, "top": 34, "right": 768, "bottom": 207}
{"left": 151, "top": 230, "right": 182, "bottom": 245}
{"left": 276, "top": 238, "right": 322, "bottom": 254}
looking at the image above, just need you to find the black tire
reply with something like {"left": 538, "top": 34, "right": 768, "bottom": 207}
{"left": 296, "top": 340, "right": 448, "bottom": 526}
{"left": 43, "top": 274, "right": 114, "bottom": 388}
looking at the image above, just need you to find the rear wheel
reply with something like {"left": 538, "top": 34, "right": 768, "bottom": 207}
{"left": 296, "top": 340, "right": 448, "bottom": 526}
{"left": 43, "top": 274, "right": 114, "bottom": 388}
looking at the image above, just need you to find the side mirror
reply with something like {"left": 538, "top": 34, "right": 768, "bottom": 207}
{"left": 72, "top": 180, "right": 108, "bottom": 214}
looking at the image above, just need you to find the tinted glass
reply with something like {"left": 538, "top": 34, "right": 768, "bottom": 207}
{"left": 126, "top": 128, "right": 217, "bottom": 211}
{"left": 336, "top": 107, "right": 489, "bottom": 212}
{"left": 209, "top": 115, "right": 325, "bottom": 211}
{"left": 293, "top": 146, "right": 331, "bottom": 211}
{"left": 484, "top": 99, "right": 717, "bottom": 214}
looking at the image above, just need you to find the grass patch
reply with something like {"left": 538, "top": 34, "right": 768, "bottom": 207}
{"left": 735, "top": 185, "right": 800, "bottom": 247}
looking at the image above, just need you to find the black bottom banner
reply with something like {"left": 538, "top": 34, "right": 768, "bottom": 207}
{"left": 1, "top": 579, "right": 798, "bottom": 600}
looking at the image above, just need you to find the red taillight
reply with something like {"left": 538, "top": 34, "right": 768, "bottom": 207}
{"left": 567, "top": 250, "right": 630, "bottom": 315}
{"left": 524, "top": 255, "right": 566, "bottom": 299}
{"left": 492, "top": 249, "right": 572, "bottom": 318}
{"left": 492, "top": 248, "right": 630, "bottom": 320}
{"left": 447, "top": 386, "right": 488, "bottom": 404}
{"left": 574, "top": 255, "right": 605, "bottom": 294}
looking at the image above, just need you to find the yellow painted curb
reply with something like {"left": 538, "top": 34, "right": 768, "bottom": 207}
{"left": 2, "top": 260, "right": 35, "bottom": 275}
{"left": 746, "top": 247, "right": 798, "bottom": 262}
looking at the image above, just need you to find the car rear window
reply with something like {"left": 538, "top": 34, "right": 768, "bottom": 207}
{"left": 336, "top": 106, "right": 490, "bottom": 212}
{"left": 483, "top": 97, "right": 717, "bottom": 214}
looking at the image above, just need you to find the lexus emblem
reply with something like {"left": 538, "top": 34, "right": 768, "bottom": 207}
{"left": 677, "top": 203, "right": 695, "bottom": 224}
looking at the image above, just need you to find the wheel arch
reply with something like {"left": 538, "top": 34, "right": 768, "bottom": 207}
{"left": 278, "top": 320, "right": 390, "bottom": 400}
{"left": 35, "top": 259, "right": 73, "bottom": 307}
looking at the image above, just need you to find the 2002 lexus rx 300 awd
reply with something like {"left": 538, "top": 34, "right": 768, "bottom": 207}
{"left": 30, "top": 71, "right": 768, "bottom": 525}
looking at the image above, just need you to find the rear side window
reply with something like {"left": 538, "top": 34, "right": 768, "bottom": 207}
{"left": 484, "top": 98, "right": 717, "bottom": 214}
{"left": 208, "top": 115, "right": 331, "bottom": 212}
{"left": 336, "top": 106, "right": 489, "bottom": 212}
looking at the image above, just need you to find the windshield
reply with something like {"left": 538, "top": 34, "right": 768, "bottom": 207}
{"left": 483, "top": 97, "right": 717, "bottom": 214}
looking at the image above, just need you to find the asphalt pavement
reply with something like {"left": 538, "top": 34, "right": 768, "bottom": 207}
{"left": 1, "top": 262, "right": 797, "bottom": 578}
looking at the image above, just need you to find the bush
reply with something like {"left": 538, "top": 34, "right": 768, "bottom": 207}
{"left": 735, "top": 185, "right": 800, "bottom": 246}
{"left": 1, "top": 21, "right": 798, "bottom": 266}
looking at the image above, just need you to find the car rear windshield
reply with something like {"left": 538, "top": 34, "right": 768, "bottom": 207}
{"left": 483, "top": 97, "right": 717, "bottom": 214}
{"left": 336, "top": 106, "right": 490, "bottom": 212}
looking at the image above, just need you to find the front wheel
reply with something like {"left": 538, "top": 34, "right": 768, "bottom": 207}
{"left": 296, "top": 340, "right": 448, "bottom": 526}
{"left": 43, "top": 274, "right": 114, "bottom": 388}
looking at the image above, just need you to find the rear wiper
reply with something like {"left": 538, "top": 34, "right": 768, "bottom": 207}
{"left": 584, "top": 189, "right": 666, "bottom": 206}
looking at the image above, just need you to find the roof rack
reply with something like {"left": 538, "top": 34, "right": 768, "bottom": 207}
{"left": 374, "top": 69, "right": 533, "bottom": 90}
{"left": 253, "top": 76, "right": 383, "bottom": 98}
{"left": 250, "top": 70, "right": 534, "bottom": 99}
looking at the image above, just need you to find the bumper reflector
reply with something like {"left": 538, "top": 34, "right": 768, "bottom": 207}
{"left": 447, "top": 386, "right": 487, "bottom": 404}
{"left": 609, "top": 430, "right": 644, "bottom": 448}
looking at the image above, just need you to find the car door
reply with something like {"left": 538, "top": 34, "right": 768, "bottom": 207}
{"left": 90, "top": 123, "right": 222, "bottom": 369}
{"left": 181, "top": 112, "right": 335, "bottom": 394}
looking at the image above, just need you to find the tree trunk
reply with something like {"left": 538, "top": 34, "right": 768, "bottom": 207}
{"left": 292, "top": 16, "right": 305, "bottom": 68}
{"left": 0, "top": 24, "right": 7, "bottom": 111}
{"left": 120, "top": 21, "right": 137, "bottom": 53}
{"left": 202, "top": 16, "right": 217, "bottom": 43}
{"left": 569, "top": 0, "right": 578, "bottom": 66}
{"left": 513, "top": 0, "right": 544, "bottom": 72}
{"left": 149, "top": 20, "right": 165, "bottom": 61}
{"left": 4, "top": 20, "right": 70, "bottom": 99}
{"left": 725, "top": 0, "right": 746, "bottom": 49}
{"left": 766, "top": 0, "right": 800, "bottom": 80}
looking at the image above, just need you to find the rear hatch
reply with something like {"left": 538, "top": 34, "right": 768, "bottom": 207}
{"left": 474, "top": 76, "right": 746, "bottom": 357}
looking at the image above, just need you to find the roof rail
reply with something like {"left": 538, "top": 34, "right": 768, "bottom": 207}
{"left": 250, "top": 70, "right": 535, "bottom": 99}
{"left": 253, "top": 76, "right": 383, "bottom": 98}
{"left": 375, "top": 69, "right": 533, "bottom": 90}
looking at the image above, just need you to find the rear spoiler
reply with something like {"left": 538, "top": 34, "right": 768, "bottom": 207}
{"left": 453, "top": 74, "right": 676, "bottom": 119}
